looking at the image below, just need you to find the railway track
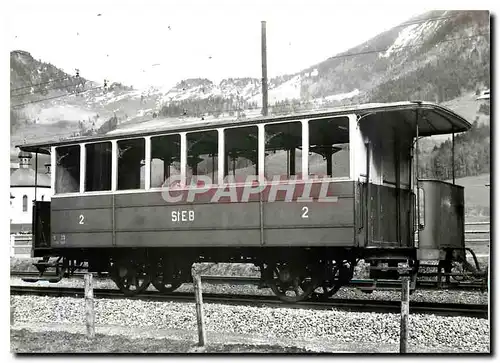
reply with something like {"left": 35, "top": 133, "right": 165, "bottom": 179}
{"left": 10, "top": 271, "right": 488, "bottom": 292}
{"left": 10, "top": 285, "right": 488, "bottom": 318}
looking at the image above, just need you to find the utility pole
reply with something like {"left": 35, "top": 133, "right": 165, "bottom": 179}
{"left": 261, "top": 21, "right": 268, "bottom": 116}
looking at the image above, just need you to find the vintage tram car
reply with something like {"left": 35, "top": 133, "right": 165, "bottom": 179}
{"left": 20, "top": 101, "right": 478, "bottom": 302}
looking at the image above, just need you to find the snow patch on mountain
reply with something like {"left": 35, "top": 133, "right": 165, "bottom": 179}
{"left": 219, "top": 79, "right": 261, "bottom": 99}
{"left": 249, "top": 75, "right": 302, "bottom": 106}
{"left": 323, "top": 89, "right": 360, "bottom": 102}
{"left": 305, "top": 68, "right": 319, "bottom": 77}
{"left": 156, "top": 78, "right": 262, "bottom": 105}
{"left": 35, "top": 105, "right": 97, "bottom": 124}
{"left": 269, "top": 75, "right": 302, "bottom": 102}
{"left": 381, "top": 19, "right": 443, "bottom": 58}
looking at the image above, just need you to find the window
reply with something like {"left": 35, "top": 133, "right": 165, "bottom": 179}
{"left": 22, "top": 195, "right": 28, "bottom": 212}
{"left": 186, "top": 130, "right": 218, "bottom": 184}
{"left": 85, "top": 142, "right": 112, "bottom": 191}
{"left": 55, "top": 145, "right": 80, "bottom": 193}
{"left": 117, "top": 138, "right": 145, "bottom": 190}
{"left": 308, "top": 117, "right": 350, "bottom": 178}
{"left": 224, "top": 126, "right": 258, "bottom": 181}
{"left": 264, "top": 122, "right": 302, "bottom": 179}
{"left": 151, "top": 134, "right": 181, "bottom": 188}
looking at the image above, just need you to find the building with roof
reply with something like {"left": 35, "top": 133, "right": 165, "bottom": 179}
{"left": 10, "top": 151, "right": 52, "bottom": 233}
{"left": 476, "top": 89, "right": 490, "bottom": 100}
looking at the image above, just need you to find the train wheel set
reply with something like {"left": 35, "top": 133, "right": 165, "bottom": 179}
{"left": 24, "top": 246, "right": 486, "bottom": 303}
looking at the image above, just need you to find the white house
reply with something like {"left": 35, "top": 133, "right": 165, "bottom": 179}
{"left": 10, "top": 151, "right": 52, "bottom": 233}
{"left": 477, "top": 89, "right": 490, "bottom": 100}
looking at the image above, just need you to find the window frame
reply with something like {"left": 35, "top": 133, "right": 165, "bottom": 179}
{"left": 263, "top": 119, "right": 304, "bottom": 181}
{"left": 185, "top": 129, "right": 220, "bottom": 186}
{"left": 148, "top": 132, "right": 183, "bottom": 191}
{"left": 53, "top": 143, "right": 82, "bottom": 195}
{"left": 222, "top": 124, "right": 259, "bottom": 183}
{"left": 84, "top": 140, "right": 113, "bottom": 193}
{"left": 306, "top": 115, "right": 352, "bottom": 181}
{"left": 116, "top": 137, "right": 146, "bottom": 191}
{"left": 49, "top": 113, "right": 357, "bottom": 198}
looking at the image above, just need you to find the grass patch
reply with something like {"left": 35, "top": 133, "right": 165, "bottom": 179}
{"left": 11, "top": 328, "right": 313, "bottom": 354}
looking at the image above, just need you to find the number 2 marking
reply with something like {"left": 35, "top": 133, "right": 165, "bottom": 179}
{"left": 79, "top": 214, "right": 85, "bottom": 225}
{"left": 301, "top": 206, "right": 309, "bottom": 219}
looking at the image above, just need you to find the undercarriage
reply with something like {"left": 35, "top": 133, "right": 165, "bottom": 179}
{"left": 22, "top": 246, "right": 487, "bottom": 302}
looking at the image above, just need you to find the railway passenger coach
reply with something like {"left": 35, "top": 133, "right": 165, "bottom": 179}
{"left": 19, "top": 101, "right": 478, "bottom": 301}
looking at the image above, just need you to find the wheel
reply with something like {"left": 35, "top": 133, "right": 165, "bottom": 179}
{"left": 152, "top": 274, "right": 182, "bottom": 293}
{"left": 111, "top": 260, "right": 151, "bottom": 297}
{"left": 151, "top": 261, "right": 187, "bottom": 293}
{"left": 264, "top": 263, "right": 318, "bottom": 303}
{"left": 312, "top": 260, "right": 355, "bottom": 298}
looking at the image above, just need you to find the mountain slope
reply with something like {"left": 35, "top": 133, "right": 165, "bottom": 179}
{"left": 10, "top": 50, "right": 89, "bottom": 100}
{"left": 294, "top": 10, "right": 489, "bottom": 103}
{"left": 10, "top": 10, "right": 490, "bottom": 154}
{"left": 368, "top": 11, "right": 489, "bottom": 103}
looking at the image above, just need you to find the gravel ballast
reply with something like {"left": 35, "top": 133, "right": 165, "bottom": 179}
{"left": 11, "top": 295, "right": 489, "bottom": 353}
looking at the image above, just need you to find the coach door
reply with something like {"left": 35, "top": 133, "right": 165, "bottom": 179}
{"left": 32, "top": 201, "right": 51, "bottom": 250}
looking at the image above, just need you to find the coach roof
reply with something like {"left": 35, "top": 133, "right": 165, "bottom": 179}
{"left": 17, "top": 101, "right": 471, "bottom": 154}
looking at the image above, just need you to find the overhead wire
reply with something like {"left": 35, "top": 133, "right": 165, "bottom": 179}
{"left": 158, "top": 31, "right": 489, "bottom": 118}
{"left": 11, "top": 79, "right": 86, "bottom": 98}
{"left": 322, "top": 33, "right": 489, "bottom": 61}
{"left": 9, "top": 13, "right": 480, "bottom": 96}
{"left": 394, "top": 14, "right": 461, "bottom": 28}
{"left": 10, "top": 14, "right": 489, "bottom": 112}
{"left": 11, "top": 85, "right": 104, "bottom": 108}
{"left": 116, "top": 13, "right": 480, "bottom": 84}
{"left": 11, "top": 76, "right": 74, "bottom": 93}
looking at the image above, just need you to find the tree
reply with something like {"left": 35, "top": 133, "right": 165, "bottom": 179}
{"left": 419, "top": 123, "right": 490, "bottom": 180}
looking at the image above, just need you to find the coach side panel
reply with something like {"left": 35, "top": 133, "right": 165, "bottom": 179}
{"left": 50, "top": 181, "right": 356, "bottom": 248}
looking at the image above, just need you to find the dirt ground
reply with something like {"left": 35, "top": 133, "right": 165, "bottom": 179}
{"left": 10, "top": 328, "right": 313, "bottom": 354}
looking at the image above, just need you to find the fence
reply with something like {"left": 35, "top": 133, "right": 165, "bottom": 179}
{"left": 464, "top": 221, "right": 490, "bottom": 257}
{"left": 10, "top": 234, "right": 32, "bottom": 258}
{"left": 465, "top": 221, "right": 490, "bottom": 243}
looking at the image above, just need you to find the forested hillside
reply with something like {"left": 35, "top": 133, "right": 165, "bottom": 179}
{"left": 418, "top": 121, "right": 490, "bottom": 180}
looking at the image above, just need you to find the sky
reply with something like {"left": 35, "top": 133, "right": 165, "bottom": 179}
{"left": 2, "top": 0, "right": 436, "bottom": 90}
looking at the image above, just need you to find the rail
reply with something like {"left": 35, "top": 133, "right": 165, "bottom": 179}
{"left": 10, "top": 271, "right": 487, "bottom": 292}
{"left": 10, "top": 285, "right": 487, "bottom": 318}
